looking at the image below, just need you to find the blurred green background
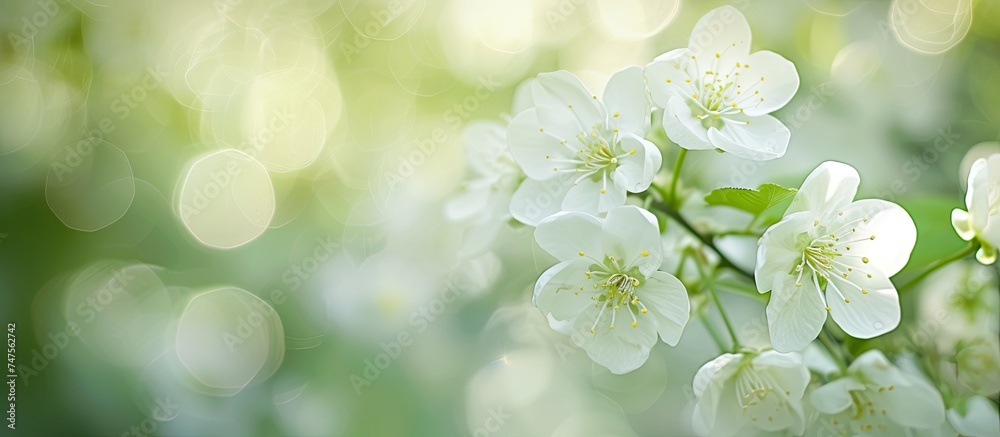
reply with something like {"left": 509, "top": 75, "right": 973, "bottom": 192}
{"left": 1, "top": 0, "right": 998, "bottom": 435}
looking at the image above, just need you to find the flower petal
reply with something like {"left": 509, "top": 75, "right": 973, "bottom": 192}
{"left": 848, "top": 349, "right": 911, "bottom": 387}
{"left": 461, "top": 120, "right": 510, "bottom": 177}
{"left": 883, "top": 374, "right": 946, "bottom": 429}
{"left": 826, "top": 267, "right": 900, "bottom": 339}
{"left": 615, "top": 134, "right": 662, "bottom": 193}
{"left": 600, "top": 205, "right": 663, "bottom": 275}
{"left": 707, "top": 114, "right": 790, "bottom": 161}
{"left": 561, "top": 173, "right": 627, "bottom": 217}
{"left": 966, "top": 158, "right": 991, "bottom": 233}
{"left": 638, "top": 271, "right": 690, "bottom": 346}
{"left": 510, "top": 77, "right": 536, "bottom": 115}
{"left": 766, "top": 273, "right": 828, "bottom": 353}
{"left": 603, "top": 66, "right": 651, "bottom": 136}
{"left": 687, "top": 6, "right": 752, "bottom": 67}
{"left": 835, "top": 199, "right": 917, "bottom": 277}
{"left": 952, "top": 208, "right": 976, "bottom": 241}
{"left": 507, "top": 108, "right": 577, "bottom": 180}
{"left": 444, "top": 178, "right": 494, "bottom": 221}
{"left": 737, "top": 50, "right": 799, "bottom": 116}
{"left": 948, "top": 395, "right": 1000, "bottom": 437}
{"left": 510, "top": 177, "right": 571, "bottom": 226}
{"left": 569, "top": 299, "right": 658, "bottom": 374}
{"left": 534, "top": 259, "right": 601, "bottom": 321}
{"left": 644, "top": 48, "right": 694, "bottom": 106}
{"left": 535, "top": 211, "right": 604, "bottom": 260}
{"left": 533, "top": 70, "right": 606, "bottom": 129}
{"left": 662, "top": 96, "right": 714, "bottom": 150}
{"left": 456, "top": 214, "right": 506, "bottom": 258}
{"left": 785, "top": 161, "right": 861, "bottom": 218}
{"left": 808, "top": 377, "right": 866, "bottom": 415}
{"left": 692, "top": 354, "right": 744, "bottom": 436}
{"left": 693, "top": 353, "right": 742, "bottom": 398}
{"left": 976, "top": 246, "right": 998, "bottom": 265}
{"left": 756, "top": 211, "right": 813, "bottom": 293}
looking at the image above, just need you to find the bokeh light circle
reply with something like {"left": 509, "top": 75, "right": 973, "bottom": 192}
{"left": 178, "top": 149, "right": 275, "bottom": 249}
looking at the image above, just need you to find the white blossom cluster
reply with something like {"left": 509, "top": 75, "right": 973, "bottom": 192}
{"left": 447, "top": 6, "right": 1000, "bottom": 436}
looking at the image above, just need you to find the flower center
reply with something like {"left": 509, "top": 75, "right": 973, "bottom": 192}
{"left": 662, "top": 46, "right": 769, "bottom": 126}
{"left": 846, "top": 384, "right": 895, "bottom": 433}
{"left": 735, "top": 365, "right": 790, "bottom": 424}
{"left": 546, "top": 119, "right": 636, "bottom": 195}
{"left": 790, "top": 214, "right": 877, "bottom": 310}
{"left": 583, "top": 255, "right": 649, "bottom": 333}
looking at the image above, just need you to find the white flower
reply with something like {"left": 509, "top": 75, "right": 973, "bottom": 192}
{"left": 532, "top": 206, "right": 689, "bottom": 374}
{"left": 507, "top": 68, "right": 661, "bottom": 226}
{"left": 952, "top": 154, "right": 1000, "bottom": 264}
{"left": 645, "top": 6, "right": 799, "bottom": 161}
{"left": 917, "top": 261, "right": 998, "bottom": 354}
{"left": 445, "top": 120, "right": 522, "bottom": 256}
{"left": 691, "top": 350, "right": 810, "bottom": 436}
{"left": 446, "top": 80, "right": 536, "bottom": 255}
{"left": 809, "top": 349, "right": 945, "bottom": 435}
{"left": 956, "top": 338, "right": 1000, "bottom": 397}
{"left": 755, "top": 161, "right": 917, "bottom": 352}
{"left": 947, "top": 396, "right": 1000, "bottom": 437}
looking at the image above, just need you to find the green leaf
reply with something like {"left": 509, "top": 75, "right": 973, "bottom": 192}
{"left": 704, "top": 183, "right": 798, "bottom": 215}
{"left": 896, "top": 197, "right": 967, "bottom": 277}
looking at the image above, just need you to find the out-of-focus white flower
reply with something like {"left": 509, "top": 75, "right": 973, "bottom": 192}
{"left": 445, "top": 120, "right": 522, "bottom": 256}
{"left": 755, "top": 161, "right": 916, "bottom": 352}
{"left": 691, "top": 350, "right": 810, "bottom": 436}
{"left": 917, "top": 261, "right": 998, "bottom": 354}
{"left": 644, "top": 6, "right": 799, "bottom": 161}
{"left": 446, "top": 80, "right": 536, "bottom": 255}
{"left": 507, "top": 69, "right": 661, "bottom": 226}
{"left": 532, "top": 206, "right": 689, "bottom": 374}
{"left": 952, "top": 154, "right": 1000, "bottom": 264}
{"left": 809, "top": 349, "right": 946, "bottom": 435}
{"left": 956, "top": 338, "right": 1000, "bottom": 397}
{"left": 947, "top": 396, "right": 1000, "bottom": 437}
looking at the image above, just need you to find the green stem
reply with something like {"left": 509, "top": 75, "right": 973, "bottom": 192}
{"left": 696, "top": 261, "right": 742, "bottom": 351}
{"left": 674, "top": 251, "right": 689, "bottom": 279}
{"left": 819, "top": 327, "right": 848, "bottom": 375}
{"left": 715, "top": 279, "right": 767, "bottom": 301}
{"left": 668, "top": 149, "right": 687, "bottom": 207}
{"left": 649, "top": 198, "right": 755, "bottom": 281}
{"left": 701, "top": 315, "right": 727, "bottom": 353}
{"left": 716, "top": 229, "right": 760, "bottom": 238}
{"left": 897, "top": 243, "right": 977, "bottom": 294}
